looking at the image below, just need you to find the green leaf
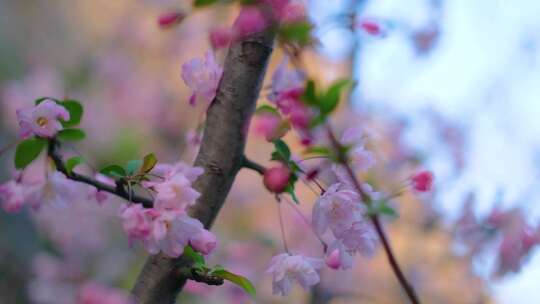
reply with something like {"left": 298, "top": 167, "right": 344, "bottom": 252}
{"left": 279, "top": 21, "right": 313, "bottom": 45}
{"left": 211, "top": 269, "right": 256, "bottom": 298}
{"left": 271, "top": 139, "right": 291, "bottom": 163}
{"left": 65, "top": 156, "right": 84, "bottom": 174}
{"left": 56, "top": 128, "right": 86, "bottom": 142}
{"left": 255, "top": 105, "right": 279, "bottom": 115}
{"left": 140, "top": 153, "right": 158, "bottom": 174}
{"left": 14, "top": 138, "right": 47, "bottom": 169}
{"left": 100, "top": 165, "right": 126, "bottom": 178}
{"left": 368, "top": 200, "right": 398, "bottom": 218}
{"left": 320, "top": 79, "right": 352, "bottom": 114}
{"left": 126, "top": 159, "right": 143, "bottom": 175}
{"left": 59, "top": 100, "right": 84, "bottom": 127}
{"left": 301, "top": 80, "right": 318, "bottom": 105}
{"left": 193, "top": 0, "right": 218, "bottom": 7}
{"left": 285, "top": 183, "right": 300, "bottom": 204}
{"left": 184, "top": 245, "right": 205, "bottom": 265}
{"left": 303, "top": 145, "right": 332, "bottom": 157}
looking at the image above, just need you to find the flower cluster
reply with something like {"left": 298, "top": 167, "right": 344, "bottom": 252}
{"left": 119, "top": 162, "right": 217, "bottom": 257}
{"left": 181, "top": 50, "right": 223, "bottom": 107}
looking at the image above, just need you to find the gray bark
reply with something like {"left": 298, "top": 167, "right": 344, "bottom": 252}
{"left": 131, "top": 29, "right": 276, "bottom": 303}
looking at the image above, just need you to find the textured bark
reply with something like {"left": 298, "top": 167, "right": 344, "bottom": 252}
{"left": 131, "top": 29, "right": 276, "bottom": 303}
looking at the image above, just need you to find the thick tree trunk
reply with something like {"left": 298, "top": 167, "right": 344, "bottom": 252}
{"left": 131, "top": 29, "right": 276, "bottom": 303}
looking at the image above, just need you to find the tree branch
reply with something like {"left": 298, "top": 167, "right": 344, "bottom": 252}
{"left": 131, "top": 28, "right": 276, "bottom": 303}
{"left": 47, "top": 139, "right": 153, "bottom": 208}
{"left": 326, "top": 125, "right": 421, "bottom": 304}
{"left": 242, "top": 156, "right": 266, "bottom": 175}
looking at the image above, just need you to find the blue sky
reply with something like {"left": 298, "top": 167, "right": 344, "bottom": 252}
{"left": 313, "top": 0, "right": 540, "bottom": 302}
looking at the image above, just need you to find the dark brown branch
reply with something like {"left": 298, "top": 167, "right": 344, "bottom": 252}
{"left": 131, "top": 28, "right": 276, "bottom": 303}
{"left": 242, "top": 156, "right": 266, "bottom": 175}
{"left": 47, "top": 139, "right": 153, "bottom": 208}
{"left": 326, "top": 125, "right": 421, "bottom": 304}
{"left": 176, "top": 268, "right": 224, "bottom": 286}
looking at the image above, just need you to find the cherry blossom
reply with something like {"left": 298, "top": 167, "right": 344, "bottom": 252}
{"left": 411, "top": 170, "right": 434, "bottom": 192}
{"left": 233, "top": 6, "right": 269, "bottom": 39}
{"left": 190, "top": 229, "right": 218, "bottom": 255}
{"left": 266, "top": 253, "right": 323, "bottom": 296}
{"left": 181, "top": 51, "right": 223, "bottom": 106}
{"left": 16, "top": 99, "right": 70, "bottom": 138}
{"left": 157, "top": 11, "right": 185, "bottom": 29}
{"left": 0, "top": 179, "right": 29, "bottom": 213}
{"left": 119, "top": 204, "right": 152, "bottom": 244}
{"left": 267, "top": 57, "right": 305, "bottom": 111}
{"left": 209, "top": 27, "right": 233, "bottom": 49}
{"left": 29, "top": 172, "right": 79, "bottom": 210}
{"left": 254, "top": 112, "right": 289, "bottom": 141}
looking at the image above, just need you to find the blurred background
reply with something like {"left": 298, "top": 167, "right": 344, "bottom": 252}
{"left": 0, "top": 0, "right": 539, "bottom": 303}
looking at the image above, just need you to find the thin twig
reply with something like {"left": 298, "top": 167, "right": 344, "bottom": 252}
{"left": 47, "top": 138, "right": 153, "bottom": 208}
{"left": 242, "top": 156, "right": 266, "bottom": 175}
{"left": 326, "top": 124, "right": 421, "bottom": 304}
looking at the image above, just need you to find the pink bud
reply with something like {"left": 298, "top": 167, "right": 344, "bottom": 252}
{"left": 190, "top": 229, "right": 218, "bottom": 255}
{"left": 209, "top": 27, "right": 233, "bottom": 49}
{"left": 325, "top": 249, "right": 342, "bottom": 270}
{"left": 411, "top": 170, "right": 434, "bottom": 192}
{"left": 263, "top": 166, "right": 291, "bottom": 193}
{"left": 158, "top": 12, "right": 185, "bottom": 28}
{"left": 233, "top": 7, "right": 269, "bottom": 39}
{"left": 358, "top": 19, "right": 384, "bottom": 36}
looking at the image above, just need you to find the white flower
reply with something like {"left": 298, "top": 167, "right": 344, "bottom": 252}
{"left": 266, "top": 253, "right": 323, "bottom": 296}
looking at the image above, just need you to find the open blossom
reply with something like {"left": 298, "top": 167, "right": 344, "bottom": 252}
{"left": 268, "top": 57, "right": 305, "bottom": 111}
{"left": 120, "top": 204, "right": 152, "bottom": 243}
{"left": 266, "top": 253, "right": 323, "bottom": 296}
{"left": 0, "top": 180, "right": 30, "bottom": 213}
{"left": 16, "top": 99, "right": 70, "bottom": 138}
{"left": 77, "top": 282, "right": 133, "bottom": 304}
{"left": 29, "top": 172, "right": 78, "bottom": 210}
{"left": 181, "top": 50, "right": 223, "bottom": 106}
{"left": 144, "top": 162, "right": 203, "bottom": 211}
{"left": 312, "top": 183, "right": 363, "bottom": 237}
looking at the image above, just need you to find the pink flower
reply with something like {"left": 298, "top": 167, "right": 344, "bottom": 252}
{"left": 496, "top": 225, "right": 539, "bottom": 276}
{"left": 209, "top": 27, "right": 233, "bottom": 49}
{"left": 29, "top": 172, "right": 78, "bottom": 210}
{"left": 332, "top": 127, "right": 375, "bottom": 182}
{"left": 325, "top": 239, "right": 353, "bottom": 270}
{"left": 143, "top": 210, "right": 207, "bottom": 258}
{"left": 277, "top": 2, "right": 306, "bottom": 24}
{"left": 87, "top": 174, "right": 115, "bottom": 204}
{"left": 233, "top": 7, "right": 269, "bottom": 39}
{"left": 0, "top": 180, "right": 29, "bottom": 213}
{"left": 338, "top": 221, "right": 378, "bottom": 257}
{"left": 77, "top": 282, "right": 133, "bottom": 304}
{"left": 119, "top": 204, "right": 152, "bottom": 243}
{"left": 266, "top": 253, "right": 323, "bottom": 296}
{"left": 181, "top": 51, "right": 223, "bottom": 106}
{"left": 254, "top": 113, "right": 289, "bottom": 141}
{"left": 17, "top": 99, "right": 70, "bottom": 138}
{"left": 267, "top": 57, "right": 305, "bottom": 108}
{"left": 411, "top": 170, "right": 434, "bottom": 192}
{"left": 357, "top": 19, "right": 386, "bottom": 36}
{"left": 312, "top": 183, "right": 363, "bottom": 237}
{"left": 325, "top": 249, "right": 342, "bottom": 270}
{"left": 143, "top": 162, "right": 203, "bottom": 212}
{"left": 190, "top": 229, "right": 218, "bottom": 255}
{"left": 263, "top": 166, "right": 291, "bottom": 193}
{"left": 157, "top": 11, "right": 185, "bottom": 29}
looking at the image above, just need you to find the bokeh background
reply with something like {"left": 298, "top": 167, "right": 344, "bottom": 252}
{"left": 0, "top": 0, "right": 538, "bottom": 303}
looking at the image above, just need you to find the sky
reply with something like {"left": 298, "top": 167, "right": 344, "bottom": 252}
{"left": 312, "top": 0, "right": 540, "bottom": 302}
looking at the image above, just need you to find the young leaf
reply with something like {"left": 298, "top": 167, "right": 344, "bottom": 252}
{"left": 65, "top": 156, "right": 84, "bottom": 174}
{"left": 255, "top": 105, "right": 279, "bottom": 115}
{"left": 271, "top": 139, "right": 291, "bottom": 163}
{"left": 14, "top": 138, "right": 47, "bottom": 169}
{"left": 140, "top": 153, "right": 158, "bottom": 174}
{"left": 285, "top": 183, "right": 300, "bottom": 204}
{"left": 100, "top": 165, "right": 126, "bottom": 178}
{"left": 183, "top": 245, "right": 205, "bottom": 265}
{"left": 301, "top": 80, "right": 318, "bottom": 105}
{"left": 59, "top": 100, "right": 84, "bottom": 127}
{"left": 193, "top": 0, "right": 218, "bottom": 7}
{"left": 56, "top": 128, "right": 86, "bottom": 142}
{"left": 279, "top": 21, "right": 313, "bottom": 45}
{"left": 303, "top": 146, "right": 332, "bottom": 157}
{"left": 126, "top": 159, "right": 143, "bottom": 175}
{"left": 319, "top": 79, "right": 352, "bottom": 114}
{"left": 211, "top": 269, "right": 256, "bottom": 298}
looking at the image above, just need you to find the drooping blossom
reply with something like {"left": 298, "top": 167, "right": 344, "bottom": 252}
{"left": 254, "top": 112, "right": 289, "bottom": 142}
{"left": 0, "top": 179, "right": 30, "bottom": 213}
{"left": 209, "top": 27, "right": 233, "bottom": 49}
{"left": 181, "top": 50, "right": 223, "bottom": 106}
{"left": 496, "top": 225, "right": 539, "bottom": 276}
{"left": 157, "top": 11, "right": 185, "bottom": 29}
{"left": 410, "top": 170, "right": 434, "bottom": 192}
{"left": 16, "top": 99, "right": 70, "bottom": 138}
{"left": 77, "top": 282, "right": 133, "bottom": 304}
{"left": 267, "top": 57, "right": 305, "bottom": 112}
{"left": 263, "top": 165, "right": 291, "bottom": 193}
{"left": 266, "top": 253, "right": 323, "bottom": 296}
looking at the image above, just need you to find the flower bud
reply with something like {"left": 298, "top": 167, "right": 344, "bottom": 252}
{"left": 263, "top": 166, "right": 291, "bottom": 193}
{"left": 158, "top": 11, "right": 185, "bottom": 29}
{"left": 325, "top": 249, "right": 342, "bottom": 270}
{"left": 190, "top": 229, "right": 217, "bottom": 255}
{"left": 411, "top": 170, "right": 434, "bottom": 192}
